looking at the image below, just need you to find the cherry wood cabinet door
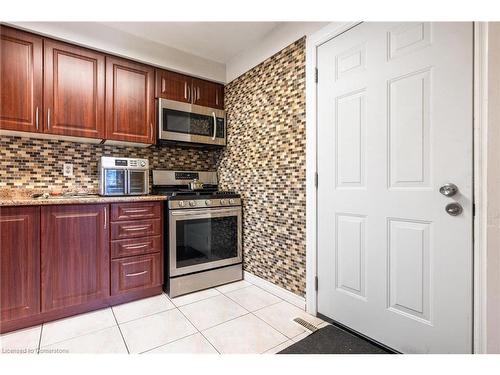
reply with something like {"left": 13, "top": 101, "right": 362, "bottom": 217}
{"left": 192, "top": 78, "right": 224, "bottom": 109}
{"left": 155, "top": 69, "right": 192, "bottom": 103}
{"left": 44, "top": 40, "right": 105, "bottom": 138}
{"left": 106, "top": 56, "right": 155, "bottom": 144}
{"left": 41, "top": 204, "right": 109, "bottom": 312}
{"left": 0, "top": 26, "right": 42, "bottom": 132}
{"left": 0, "top": 206, "right": 40, "bottom": 323}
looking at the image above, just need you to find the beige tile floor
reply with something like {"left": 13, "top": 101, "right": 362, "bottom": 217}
{"left": 0, "top": 279, "right": 328, "bottom": 354}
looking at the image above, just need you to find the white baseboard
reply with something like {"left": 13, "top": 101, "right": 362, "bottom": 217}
{"left": 244, "top": 271, "right": 306, "bottom": 310}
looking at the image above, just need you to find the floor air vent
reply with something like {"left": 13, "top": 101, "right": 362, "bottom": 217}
{"left": 293, "top": 317, "right": 319, "bottom": 332}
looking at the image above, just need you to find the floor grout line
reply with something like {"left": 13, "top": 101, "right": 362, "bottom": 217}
{"left": 215, "top": 287, "right": 294, "bottom": 349}
{"left": 111, "top": 308, "right": 130, "bottom": 354}
{"left": 37, "top": 324, "right": 43, "bottom": 354}
{"left": 174, "top": 306, "right": 221, "bottom": 354}
{"left": 37, "top": 323, "right": 118, "bottom": 349}
{"left": 113, "top": 305, "right": 177, "bottom": 325}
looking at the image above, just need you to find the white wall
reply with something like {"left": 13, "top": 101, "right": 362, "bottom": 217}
{"left": 225, "top": 22, "right": 328, "bottom": 82}
{"left": 486, "top": 21, "right": 500, "bottom": 354}
{"left": 8, "top": 22, "right": 226, "bottom": 83}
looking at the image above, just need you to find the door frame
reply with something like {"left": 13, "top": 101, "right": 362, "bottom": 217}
{"left": 305, "top": 21, "right": 489, "bottom": 353}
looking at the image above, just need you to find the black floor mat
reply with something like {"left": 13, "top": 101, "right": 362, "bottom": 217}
{"left": 278, "top": 324, "right": 392, "bottom": 354}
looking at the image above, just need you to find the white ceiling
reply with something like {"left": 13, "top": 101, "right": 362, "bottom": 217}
{"left": 101, "top": 22, "right": 279, "bottom": 63}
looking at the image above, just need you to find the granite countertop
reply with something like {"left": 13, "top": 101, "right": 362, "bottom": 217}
{"left": 0, "top": 189, "right": 167, "bottom": 207}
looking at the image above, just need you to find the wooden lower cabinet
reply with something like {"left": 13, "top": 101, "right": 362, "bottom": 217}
{"left": 0, "top": 206, "right": 40, "bottom": 323}
{"left": 41, "top": 204, "right": 110, "bottom": 312}
{"left": 0, "top": 201, "right": 163, "bottom": 334}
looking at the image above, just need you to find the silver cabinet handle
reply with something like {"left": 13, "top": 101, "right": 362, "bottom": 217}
{"left": 123, "top": 226, "right": 149, "bottom": 231}
{"left": 35, "top": 107, "right": 39, "bottom": 130}
{"left": 125, "top": 270, "right": 148, "bottom": 277}
{"left": 104, "top": 207, "right": 107, "bottom": 229}
{"left": 197, "top": 87, "right": 200, "bottom": 101}
{"left": 47, "top": 108, "right": 51, "bottom": 129}
{"left": 150, "top": 123, "right": 153, "bottom": 140}
{"left": 184, "top": 82, "right": 188, "bottom": 100}
{"left": 124, "top": 208, "right": 149, "bottom": 213}
{"left": 212, "top": 112, "right": 217, "bottom": 140}
{"left": 123, "top": 243, "right": 149, "bottom": 250}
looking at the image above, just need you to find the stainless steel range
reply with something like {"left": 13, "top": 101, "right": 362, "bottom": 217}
{"left": 152, "top": 170, "right": 242, "bottom": 298}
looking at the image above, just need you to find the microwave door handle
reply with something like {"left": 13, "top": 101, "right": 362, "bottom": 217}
{"left": 212, "top": 112, "right": 217, "bottom": 140}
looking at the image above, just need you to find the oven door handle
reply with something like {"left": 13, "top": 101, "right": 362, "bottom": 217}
{"left": 170, "top": 207, "right": 240, "bottom": 218}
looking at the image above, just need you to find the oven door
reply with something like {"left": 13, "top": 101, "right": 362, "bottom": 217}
{"left": 159, "top": 98, "right": 226, "bottom": 146}
{"left": 169, "top": 207, "right": 242, "bottom": 277}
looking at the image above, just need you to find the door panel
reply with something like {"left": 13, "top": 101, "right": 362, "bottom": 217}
{"left": 155, "top": 69, "right": 192, "bottom": 103}
{"left": 0, "top": 26, "right": 42, "bottom": 132}
{"left": 192, "top": 78, "right": 224, "bottom": 109}
{"left": 0, "top": 206, "right": 40, "bottom": 323}
{"left": 44, "top": 40, "right": 105, "bottom": 138}
{"left": 41, "top": 204, "right": 109, "bottom": 311}
{"left": 111, "top": 253, "right": 162, "bottom": 295}
{"left": 317, "top": 22, "right": 473, "bottom": 353}
{"left": 106, "top": 56, "right": 155, "bottom": 144}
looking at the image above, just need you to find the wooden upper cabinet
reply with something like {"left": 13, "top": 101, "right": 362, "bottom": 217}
{"left": 155, "top": 69, "right": 192, "bottom": 103}
{"left": 156, "top": 69, "right": 224, "bottom": 109}
{"left": 41, "top": 204, "right": 109, "bottom": 312}
{"left": 192, "top": 78, "right": 224, "bottom": 109}
{"left": 43, "top": 40, "right": 105, "bottom": 138}
{"left": 106, "top": 56, "right": 155, "bottom": 144}
{"left": 0, "top": 206, "right": 40, "bottom": 324}
{"left": 0, "top": 26, "right": 42, "bottom": 132}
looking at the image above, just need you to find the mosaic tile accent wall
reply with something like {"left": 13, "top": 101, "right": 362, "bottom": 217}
{"left": 0, "top": 135, "right": 217, "bottom": 191}
{"left": 216, "top": 37, "right": 307, "bottom": 297}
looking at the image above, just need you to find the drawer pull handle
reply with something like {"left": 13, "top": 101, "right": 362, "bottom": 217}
{"left": 126, "top": 270, "right": 148, "bottom": 277}
{"left": 124, "top": 209, "right": 149, "bottom": 213}
{"left": 124, "top": 243, "right": 149, "bottom": 250}
{"left": 123, "top": 226, "right": 149, "bottom": 231}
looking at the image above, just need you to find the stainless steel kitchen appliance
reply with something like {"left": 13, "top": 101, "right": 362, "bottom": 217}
{"left": 152, "top": 170, "right": 242, "bottom": 297}
{"left": 157, "top": 98, "right": 226, "bottom": 147}
{"left": 98, "top": 156, "right": 149, "bottom": 196}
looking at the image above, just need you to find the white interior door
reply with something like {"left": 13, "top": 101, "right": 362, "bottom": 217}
{"left": 317, "top": 22, "right": 473, "bottom": 353}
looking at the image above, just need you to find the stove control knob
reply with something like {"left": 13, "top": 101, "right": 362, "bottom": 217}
{"left": 140, "top": 161, "right": 146, "bottom": 167}
{"left": 205, "top": 200, "right": 212, "bottom": 205}
{"left": 220, "top": 199, "right": 227, "bottom": 205}
{"left": 229, "top": 198, "right": 235, "bottom": 204}
{"left": 189, "top": 200, "right": 196, "bottom": 207}
{"left": 178, "top": 201, "right": 185, "bottom": 207}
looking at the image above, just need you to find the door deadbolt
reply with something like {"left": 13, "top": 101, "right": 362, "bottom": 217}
{"left": 439, "top": 183, "right": 459, "bottom": 197}
{"left": 445, "top": 202, "right": 463, "bottom": 216}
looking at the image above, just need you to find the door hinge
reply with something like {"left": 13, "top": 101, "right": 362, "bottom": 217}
{"left": 314, "top": 172, "right": 318, "bottom": 188}
{"left": 315, "top": 68, "right": 318, "bottom": 83}
{"left": 314, "top": 276, "right": 318, "bottom": 291}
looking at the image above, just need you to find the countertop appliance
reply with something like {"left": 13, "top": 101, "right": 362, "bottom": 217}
{"left": 158, "top": 98, "right": 226, "bottom": 147}
{"left": 98, "top": 156, "right": 149, "bottom": 196}
{"left": 152, "top": 169, "right": 242, "bottom": 298}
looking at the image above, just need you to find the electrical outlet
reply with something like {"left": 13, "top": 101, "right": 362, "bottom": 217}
{"left": 63, "top": 163, "right": 74, "bottom": 177}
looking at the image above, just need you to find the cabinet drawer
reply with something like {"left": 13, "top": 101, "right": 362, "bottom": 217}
{"left": 111, "top": 202, "right": 161, "bottom": 221}
{"left": 111, "top": 219, "right": 161, "bottom": 240}
{"left": 111, "top": 253, "right": 162, "bottom": 295}
{"left": 111, "top": 236, "right": 162, "bottom": 259}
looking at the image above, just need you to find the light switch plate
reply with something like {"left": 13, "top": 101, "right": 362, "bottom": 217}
{"left": 63, "top": 163, "right": 74, "bottom": 177}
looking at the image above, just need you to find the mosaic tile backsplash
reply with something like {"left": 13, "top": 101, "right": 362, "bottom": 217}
{"left": 216, "top": 37, "right": 306, "bottom": 297}
{"left": 0, "top": 136, "right": 217, "bottom": 192}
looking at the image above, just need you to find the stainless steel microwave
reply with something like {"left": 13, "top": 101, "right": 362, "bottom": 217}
{"left": 158, "top": 98, "right": 226, "bottom": 147}
{"left": 98, "top": 157, "right": 149, "bottom": 196}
